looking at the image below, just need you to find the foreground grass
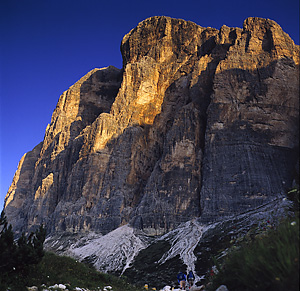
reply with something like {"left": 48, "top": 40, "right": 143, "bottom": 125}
{"left": 207, "top": 215, "right": 299, "bottom": 291}
{"left": 3, "top": 252, "right": 140, "bottom": 291}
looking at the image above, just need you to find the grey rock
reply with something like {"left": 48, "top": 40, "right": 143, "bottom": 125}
{"left": 4, "top": 16, "right": 299, "bottom": 240}
{"left": 215, "top": 285, "right": 229, "bottom": 291}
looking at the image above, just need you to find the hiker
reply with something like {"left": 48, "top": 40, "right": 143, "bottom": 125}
{"left": 177, "top": 271, "right": 187, "bottom": 290}
{"left": 187, "top": 270, "right": 195, "bottom": 288}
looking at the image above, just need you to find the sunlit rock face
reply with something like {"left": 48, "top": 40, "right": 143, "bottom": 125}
{"left": 4, "top": 16, "right": 299, "bottom": 236}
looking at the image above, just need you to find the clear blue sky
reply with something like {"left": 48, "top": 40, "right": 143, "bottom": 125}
{"left": 0, "top": 0, "right": 299, "bottom": 210}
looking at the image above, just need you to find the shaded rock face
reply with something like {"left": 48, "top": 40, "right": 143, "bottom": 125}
{"left": 4, "top": 16, "right": 299, "bottom": 237}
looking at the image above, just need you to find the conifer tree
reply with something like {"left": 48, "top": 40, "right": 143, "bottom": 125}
{"left": 0, "top": 210, "right": 16, "bottom": 273}
{"left": 0, "top": 210, "right": 46, "bottom": 288}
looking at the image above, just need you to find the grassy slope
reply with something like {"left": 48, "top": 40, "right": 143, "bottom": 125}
{"left": 5, "top": 252, "right": 141, "bottom": 291}
{"left": 206, "top": 190, "right": 299, "bottom": 291}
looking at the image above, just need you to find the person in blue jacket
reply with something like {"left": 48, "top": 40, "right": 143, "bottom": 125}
{"left": 187, "top": 270, "right": 195, "bottom": 288}
{"left": 177, "top": 271, "right": 187, "bottom": 290}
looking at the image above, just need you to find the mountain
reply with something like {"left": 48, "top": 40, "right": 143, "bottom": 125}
{"left": 3, "top": 16, "right": 299, "bottom": 287}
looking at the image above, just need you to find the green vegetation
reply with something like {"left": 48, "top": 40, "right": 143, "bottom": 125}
{"left": 1, "top": 251, "right": 141, "bottom": 291}
{"left": 206, "top": 188, "right": 299, "bottom": 291}
{"left": 0, "top": 210, "right": 140, "bottom": 291}
{"left": 0, "top": 210, "right": 46, "bottom": 291}
{"left": 24, "top": 252, "right": 140, "bottom": 291}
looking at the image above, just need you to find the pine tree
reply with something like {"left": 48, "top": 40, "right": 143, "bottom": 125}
{"left": 0, "top": 210, "right": 46, "bottom": 289}
{"left": 0, "top": 210, "right": 16, "bottom": 274}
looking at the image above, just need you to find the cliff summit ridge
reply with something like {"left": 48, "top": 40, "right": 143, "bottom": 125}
{"left": 4, "top": 15, "right": 299, "bottom": 240}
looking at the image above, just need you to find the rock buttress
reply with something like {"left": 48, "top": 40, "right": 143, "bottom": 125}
{"left": 4, "top": 16, "right": 299, "bottom": 236}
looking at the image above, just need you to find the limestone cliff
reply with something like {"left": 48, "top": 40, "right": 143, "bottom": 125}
{"left": 4, "top": 16, "right": 299, "bottom": 237}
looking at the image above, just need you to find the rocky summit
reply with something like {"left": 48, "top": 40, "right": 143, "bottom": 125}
{"left": 3, "top": 16, "right": 299, "bottom": 286}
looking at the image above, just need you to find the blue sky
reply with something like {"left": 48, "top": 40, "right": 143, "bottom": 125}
{"left": 0, "top": 0, "right": 299, "bottom": 210}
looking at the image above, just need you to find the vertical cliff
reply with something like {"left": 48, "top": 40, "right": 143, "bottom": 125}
{"left": 199, "top": 18, "right": 299, "bottom": 222}
{"left": 4, "top": 16, "right": 299, "bottom": 238}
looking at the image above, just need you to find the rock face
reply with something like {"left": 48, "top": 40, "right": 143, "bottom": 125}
{"left": 4, "top": 16, "right": 299, "bottom": 238}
